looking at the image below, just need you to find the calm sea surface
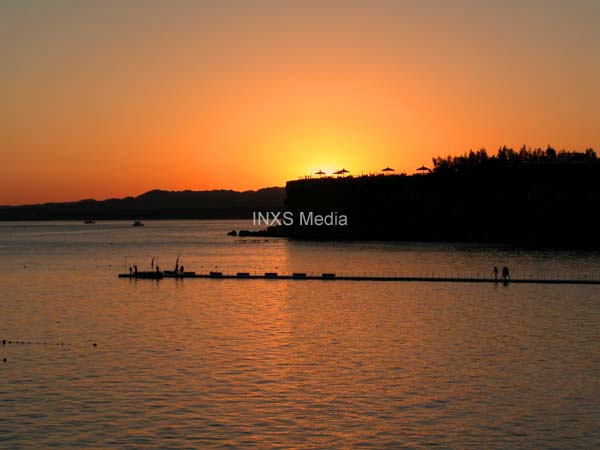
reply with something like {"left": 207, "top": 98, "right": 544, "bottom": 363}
{"left": 1, "top": 220, "right": 599, "bottom": 449}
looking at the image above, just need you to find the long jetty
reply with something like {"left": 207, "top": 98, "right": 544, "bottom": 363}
{"left": 118, "top": 271, "right": 600, "bottom": 285}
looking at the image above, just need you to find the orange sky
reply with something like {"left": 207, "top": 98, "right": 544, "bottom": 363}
{"left": 1, "top": 1, "right": 599, "bottom": 205}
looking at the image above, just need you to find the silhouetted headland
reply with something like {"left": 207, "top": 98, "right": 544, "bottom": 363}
{"left": 0, "top": 187, "right": 285, "bottom": 220}
{"left": 251, "top": 146, "right": 600, "bottom": 248}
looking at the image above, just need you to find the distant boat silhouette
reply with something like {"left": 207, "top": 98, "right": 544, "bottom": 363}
{"left": 132, "top": 220, "right": 144, "bottom": 227}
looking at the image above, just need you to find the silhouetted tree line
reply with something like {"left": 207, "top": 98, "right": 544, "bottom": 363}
{"left": 432, "top": 146, "right": 597, "bottom": 173}
{"left": 255, "top": 148, "right": 600, "bottom": 247}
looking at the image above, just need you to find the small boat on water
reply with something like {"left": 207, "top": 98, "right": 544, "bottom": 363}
{"left": 84, "top": 219, "right": 95, "bottom": 224}
{"left": 132, "top": 220, "right": 144, "bottom": 227}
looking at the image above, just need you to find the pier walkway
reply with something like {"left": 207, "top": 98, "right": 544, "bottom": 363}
{"left": 118, "top": 271, "right": 600, "bottom": 285}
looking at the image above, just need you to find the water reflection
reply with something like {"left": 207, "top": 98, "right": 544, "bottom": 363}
{"left": 0, "top": 221, "right": 599, "bottom": 448}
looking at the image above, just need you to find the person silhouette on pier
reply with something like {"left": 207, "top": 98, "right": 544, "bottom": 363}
{"left": 133, "top": 265, "right": 138, "bottom": 274}
{"left": 493, "top": 266, "right": 498, "bottom": 281}
{"left": 156, "top": 265, "right": 160, "bottom": 273}
{"left": 129, "top": 266, "right": 133, "bottom": 275}
{"left": 501, "top": 266, "right": 510, "bottom": 281}
{"left": 180, "top": 265, "right": 185, "bottom": 275}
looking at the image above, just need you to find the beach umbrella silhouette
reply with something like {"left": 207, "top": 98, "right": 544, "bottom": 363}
{"left": 381, "top": 166, "right": 395, "bottom": 173}
{"left": 315, "top": 170, "right": 326, "bottom": 177}
{"left": 334, "top": 168, "right": 349, "bottom": 176}
{"left": 416, "top": 165, "right": 431, "bottom": 173}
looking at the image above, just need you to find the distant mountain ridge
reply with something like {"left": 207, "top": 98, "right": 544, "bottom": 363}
{"left": 0, "top": 187, "right": 286, "bottom": 220}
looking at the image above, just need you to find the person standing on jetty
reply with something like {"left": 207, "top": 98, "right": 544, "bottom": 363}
{"left": 493, "top": 266, "right": 499, "bottom": 281}
{"left": 502, "top": 266, "right": 510, "bottom": 281}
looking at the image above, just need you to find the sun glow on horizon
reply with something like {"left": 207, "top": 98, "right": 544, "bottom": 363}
{"left": 1, "top": 1, "right": 599, "bottom": 204}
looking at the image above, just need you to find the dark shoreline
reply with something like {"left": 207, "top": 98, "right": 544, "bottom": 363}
{"left": 0, "top": 187, "right": 285, "bottom": 221}
{"left": 243, "top": 149, "right": 600, "bottom": 249}
{"left": 242, "top": 228, "right": 600, "bottom": 251}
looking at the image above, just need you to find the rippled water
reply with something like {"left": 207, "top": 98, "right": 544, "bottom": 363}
{"left": 1, "top": 221, "right": 599, "bottom": 448}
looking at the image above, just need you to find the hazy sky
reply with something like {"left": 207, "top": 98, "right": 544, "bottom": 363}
{"left": 2, "top": 0, "right": 599, "bottom": 204}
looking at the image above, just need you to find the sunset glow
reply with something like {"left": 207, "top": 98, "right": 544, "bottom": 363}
{"left": 2, "top": 3, "right": 600, "bottom": 448}
{"left": 2, "top": 0, "right": 599, "bottom": 204}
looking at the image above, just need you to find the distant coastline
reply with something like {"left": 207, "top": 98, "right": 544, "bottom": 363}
{"left": 0, "top": 187, "right": 285, "bottom": 220}
{"left": 5, "top": 146, "right": 600, "bottom": 249}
